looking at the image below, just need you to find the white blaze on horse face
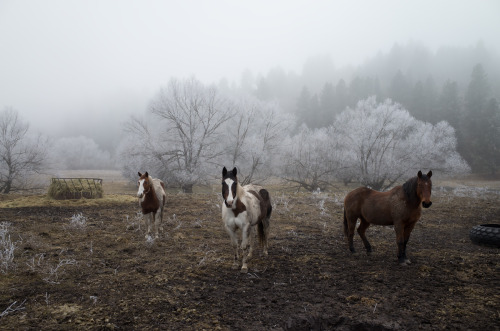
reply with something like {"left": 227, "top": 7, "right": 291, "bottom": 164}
{"left": 224, "top": 178, "right": 235, "bottom": 208}
{"left": 137, "top": 179, "right": 146, "bottom": 198}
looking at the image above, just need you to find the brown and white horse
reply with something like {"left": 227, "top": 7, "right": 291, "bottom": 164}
{"left": 343, "top": 170, "right": 433, "bottom": 265}
{"left": 137, "top": 172, "right": 166, "bottom": 239}
{"left": 221, "top": 167, "right": 272, "bottom": 273}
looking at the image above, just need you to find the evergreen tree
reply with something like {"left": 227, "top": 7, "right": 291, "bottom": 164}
{"left": 308, "top": 94, "right": 321, "bottom": 129}
{"left": 296, "top": 87, "right": 316, "bottom": 129}
{"left": 460, "top": 64, "right": 497, "bottom": 173}
{"left": 390, "top": 70, "right": 411, "bottom": 106}
{"left": 410, "top": 80, "right": 425, "bottom": 121}
{"left": 319, "top": 82, "right": 336, "bottom": 125}
{"left": 335, "top": 79, "right": 349, "bottom": 114}
{"left": 371, "top": 76, "right": 383, "bottom": 99}
{"left": 438, "top": 80, "right": 461, "bottom": 129}
{"left": 349, "top": 76, "right": 364, "bottom": 106}
{"left": 422, "top": 75, "right": 438, "bottom": 123}
{"left": 481, "top": 98, "right": 500, "bottom": 174}
{"left": 255, "top": 76, "right": 272, "bottom": 100}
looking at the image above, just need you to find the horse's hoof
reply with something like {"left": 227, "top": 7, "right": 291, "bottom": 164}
{"left": 240, "top": 266, "right": 248, "bottom": 274}
{"left": 232, "top": 263, "right": 239, "bottom": 270}
{"left": 405, "top": 259, "right": 411, "bottom": 264}
{"left": 263, "top": 250, "right": 268, "bottom": 256}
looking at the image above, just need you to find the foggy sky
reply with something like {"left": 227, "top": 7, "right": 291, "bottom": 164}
{"left": 1, "top": 0, "right": 499, "bottom": 140}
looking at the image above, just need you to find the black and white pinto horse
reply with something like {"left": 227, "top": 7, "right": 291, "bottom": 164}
{"left": 221, "top": 167, "right": 272, "bottom": 273}
{"left": 137, "top": 172, "right": 166, "bottom": 239}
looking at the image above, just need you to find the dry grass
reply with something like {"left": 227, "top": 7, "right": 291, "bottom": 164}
{"left": 0, "top": 175, "right": 499, "bottom": 330}
{"left": 0, "top": 194, "right": 135, "bottom": 208}
{"left": 47, "top": 178, "right": 104, "bottom": 200}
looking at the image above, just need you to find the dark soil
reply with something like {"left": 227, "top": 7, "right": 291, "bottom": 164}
{"left": 1, "top": 188, "right": 499, "bottom": 330}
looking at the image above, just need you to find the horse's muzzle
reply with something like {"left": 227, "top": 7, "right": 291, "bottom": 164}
{"left": 422, "top": 201, "right": 432, "bottom": 208}
{"left": 224, "top": 200, "right": 233, "bottom": 208}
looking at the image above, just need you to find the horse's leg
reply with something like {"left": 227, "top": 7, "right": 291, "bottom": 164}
{"left": 240, "top": 223, "right": 253, "bottom": 273}
{"left": 145, "top": 213, "right": 153, "bottom": 239}
{"left": 345, "top": 212, "right": 357, "bottom": 253}
{"left": 394, "top": 223, "right": 407, "bottom": 265}
{"left": 153, "top": 210, "right": 160, "bottom": 239}
{"left": 357, "top": 218, "right": 372, "bottom": 253}
{"left": 402, "top": 221, "right": 417, "bottom": 264}
{"left": 224, "top": 224, "right": 240, "bottom": 269}
{"left": 159, "top": 205, "right": 164, "bottom": 233}
{"left": 247, "top": 226, "right": 255, "bottom": 259}
{"left": 262, "top": 222, "right": 269, "bottom": 256}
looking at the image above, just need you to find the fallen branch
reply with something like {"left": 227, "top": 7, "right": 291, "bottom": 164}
{"left": 0, "top": 299, "right": 27, "bottom": 318}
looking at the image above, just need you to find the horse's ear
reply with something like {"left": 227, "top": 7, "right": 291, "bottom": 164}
{"left": 145, "top": 171, "right": 149, "bottom": 177}
{"left": 427, "top": 170, "right": 432, "bottom": 178}
{"left": 222, "top": 167, "right": 227, "bottom": 177}
{"left": 418, "top": 170, "right": 422, "bottom": 178}
{"left": 232, "top": 167, "right": 237, "bottom": 176}
{"left": 138, "top": 172, "right": 142, "bottom": 177}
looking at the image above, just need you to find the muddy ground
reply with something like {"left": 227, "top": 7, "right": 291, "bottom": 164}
{"left": 0, "top": 182, "right": 499, "bottom": 330}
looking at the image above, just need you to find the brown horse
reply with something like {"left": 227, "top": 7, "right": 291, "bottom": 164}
{"left": 137, "top": 172, "right": 166, "bottom": 239}
{"left": 343, "top": 170, "right": 432, "bottom": 265}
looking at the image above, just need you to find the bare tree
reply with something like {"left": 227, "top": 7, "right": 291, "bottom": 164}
{"left": 223, "top": 97, "right": 293, "bottom": 185}
{"left": 281, "top": 125, "right": 341, "bottom": 191}
{"left": 120, "top": 115, "right": 170, "bottom": 183}
{"left": 121, "top": 78, "right": 233, "bottom": 192}
{"left": 49, "top": 135, "right": 114, "bottom": 170}
{"left": 0, "top": 108, "right": 47, "bottom": 193}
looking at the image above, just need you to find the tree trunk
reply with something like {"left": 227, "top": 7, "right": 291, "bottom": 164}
{"left": 2, "top": 180, "right": 12, "bottom": 194}
{"left": 182, "top": 184, "right": 194, "bottom": 193}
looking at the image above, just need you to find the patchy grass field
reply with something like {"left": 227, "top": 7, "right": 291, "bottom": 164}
{"left": 0, "top": 172, "right": 499, "bottom": 330}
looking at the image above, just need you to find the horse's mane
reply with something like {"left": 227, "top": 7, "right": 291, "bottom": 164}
{"left": 147, "top": 176, "right": 161, "bottom": 196}
{"left": 236, "top": 182, "right": 245, "bottom": 201}
{"left": 402, "top": 176, "right": 419, "bottom": 205}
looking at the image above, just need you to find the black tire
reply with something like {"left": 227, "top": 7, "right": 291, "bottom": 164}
{"left": 469, "top": 224, "right": 500, "bottom": 248}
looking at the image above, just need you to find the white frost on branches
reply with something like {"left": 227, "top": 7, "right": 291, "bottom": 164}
{"left": 222, "top": 96, "right": 294, "bottom": 184}
{"left": 282, "top": 96, "right": 469, "bottom": 191}
{"left": 119, "top": 79, "right": 293, "bottom": 190}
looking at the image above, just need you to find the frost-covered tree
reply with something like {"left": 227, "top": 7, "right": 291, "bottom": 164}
{"left": 0, "top": 108, "right": 48, "bottom": 193}
{"left": 120, "top": 80, "right": 293, "bottom": 191}
{"left": 332, "top": 97, "right": 469, "bottom": 190}
{"left": 222, "top": 97, "right": 293, "bottom": 185}
{"left": 49, "top": 136, "right": 115, "bottom": 170}
{"left": 281, "top": 125, "right": 344, "bottom": 191}
{"left": 120, "top": 77, "right": 233, "bottom": 193}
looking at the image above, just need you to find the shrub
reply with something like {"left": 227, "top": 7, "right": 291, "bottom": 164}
{"left": 0, "top": 222, "right": 16, "bottom": 273}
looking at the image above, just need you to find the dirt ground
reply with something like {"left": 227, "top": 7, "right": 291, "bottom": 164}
{"left": 1, "top": 178, "right": 499, "bottom": 330}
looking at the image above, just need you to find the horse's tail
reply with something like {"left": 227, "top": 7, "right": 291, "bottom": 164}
{"left": 257, "top": 189, "right": 272, "bottom": 247}
{"left": 343, "top": 208, "right": 348, "bottom": 238}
